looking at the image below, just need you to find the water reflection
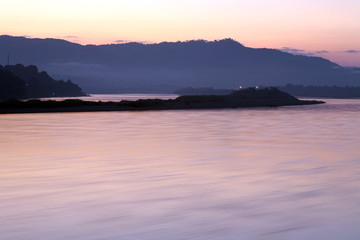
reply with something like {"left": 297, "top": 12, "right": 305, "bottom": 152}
{"left": 0, "top": 99, "right": 360, "bottom": 240}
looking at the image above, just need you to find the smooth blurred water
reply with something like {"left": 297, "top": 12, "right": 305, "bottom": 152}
{"left": 0, "top": 98, "right": 359, "bottom": 240}
{"left": 33, "top": 93, "right": 178, "bottom": 102}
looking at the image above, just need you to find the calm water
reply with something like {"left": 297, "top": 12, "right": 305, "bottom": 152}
{"left": 35, "top": 93, "right": 178, "bottom": 102}
{"left": 0, "top": 98, "right": 359, "bottom": 240}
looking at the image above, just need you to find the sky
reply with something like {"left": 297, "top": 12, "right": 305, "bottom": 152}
{"left": 1, "top": 0, "right": 359, "bottom": 66}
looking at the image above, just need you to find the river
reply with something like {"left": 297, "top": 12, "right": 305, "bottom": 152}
{"left": 0, "top": 97, "right": 359, "bottom": 240}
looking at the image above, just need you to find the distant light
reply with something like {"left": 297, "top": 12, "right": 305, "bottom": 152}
{"left": 239, "top": 86, "right": 243, "bottom": 89}
{"left": 255, "top": 86, "right": 259, "bottom": 89}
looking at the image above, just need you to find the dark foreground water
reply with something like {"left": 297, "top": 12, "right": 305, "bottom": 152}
{"left": 0, "top": 98, "right": 359, "bottom": 240}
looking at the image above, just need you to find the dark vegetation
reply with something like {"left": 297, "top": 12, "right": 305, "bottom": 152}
{"left": 0, "top": 69, "right": 26, "bottom": 100}
{"left": 1, "top": 35, "right": 359, "bottom": 93}
{"left": 118, "top": 99, "right": 165, "bottom": 108}
{"left": 0, "top": 99, "right": 105, "bottom": 108}
{"left": 0, "top": 64, "right": 86, "bottom": 100}
{"left": 0, "top": 87, "right": 324, "bottom": 114}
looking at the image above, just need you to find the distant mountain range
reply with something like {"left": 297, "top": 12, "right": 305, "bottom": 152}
{"left": 0, "top": 64, "right": 85, "bottom": 100}
{"left": 1, "top": 35, "right": 359, "bottom": 93}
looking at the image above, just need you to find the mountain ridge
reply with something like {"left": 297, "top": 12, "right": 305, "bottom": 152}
{"left": 1, "top": 35, "right": 358, "bottom": 93}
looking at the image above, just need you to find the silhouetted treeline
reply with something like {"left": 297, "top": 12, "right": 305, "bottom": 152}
{"left": 0, "top": 68, "right": 27, "bottom": 100}
{"left": 277, "top": 84, "right": 360, "bottom": 98}
{"left": 0, "top": 64, "right": 86, "bottom": 100}
{"left": 0, "top": 99, "right": 102, "bottom": 108}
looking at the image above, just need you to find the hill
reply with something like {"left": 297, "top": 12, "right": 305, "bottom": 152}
{"left": 1, "top": 35, "right": 359, "bottom": 93}
{"left": 0, "top": 64, "right": 86, "bottom": 100}
{"left": 0, "top": 67, "right": 26, "bottom": 100}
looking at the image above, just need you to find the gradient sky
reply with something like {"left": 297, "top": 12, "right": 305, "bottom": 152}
{"left": 1, "top": 0, "right": 359, "bottom": 66}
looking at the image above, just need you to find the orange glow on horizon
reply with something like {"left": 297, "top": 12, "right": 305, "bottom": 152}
{"left": 0, "top": 0, "right": 359, "bottom": 66}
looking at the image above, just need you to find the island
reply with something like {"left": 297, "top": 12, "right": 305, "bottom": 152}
{"left": 0, "top": 87, "right": 324, "bottom": 114}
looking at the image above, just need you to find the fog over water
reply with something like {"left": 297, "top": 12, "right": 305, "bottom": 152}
{"left": 0, "top": 97, "right": 359, "bottom": 240}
